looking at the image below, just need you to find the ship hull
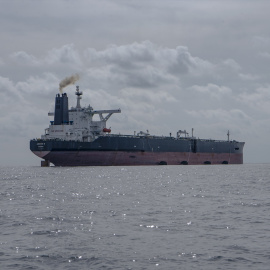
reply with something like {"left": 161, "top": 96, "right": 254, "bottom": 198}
{"left": 33, "top": 150, "right": 243, "bottom": 166}
{"left": 30, "top": 136, "right": 244, "bottom": 166}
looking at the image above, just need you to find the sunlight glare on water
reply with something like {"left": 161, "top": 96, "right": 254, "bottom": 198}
{"left": 0, "top": 164, "right": 270, "bottom": 269}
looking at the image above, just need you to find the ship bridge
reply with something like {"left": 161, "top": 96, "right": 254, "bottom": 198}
{"left": 41, "top": 86, "right": 121, "bottom": 142}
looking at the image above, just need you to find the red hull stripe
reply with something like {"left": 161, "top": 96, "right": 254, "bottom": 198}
{"left": 37, "top": 151, "right": 243, "bottom": 166}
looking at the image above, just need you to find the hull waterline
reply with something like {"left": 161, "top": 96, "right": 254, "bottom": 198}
{"left": 33, "top": 150, "right": 243, "bottom": 166}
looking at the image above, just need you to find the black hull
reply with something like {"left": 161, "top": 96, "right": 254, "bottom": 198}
{"left": 30, "top": 135, "right": 244, "bottom": 166}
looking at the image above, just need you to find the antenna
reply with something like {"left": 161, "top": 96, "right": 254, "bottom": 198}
{"left": 75, "top": 86, "right": 83, "bottom": 108}
{"left": 227, "top": 130, "right": 230, "bottom": 141}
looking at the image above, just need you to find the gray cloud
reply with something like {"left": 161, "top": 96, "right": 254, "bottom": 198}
{"left": 189, "top": 84, "right": 232, "bottom": 99}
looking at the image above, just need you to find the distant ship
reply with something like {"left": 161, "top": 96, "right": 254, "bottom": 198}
{"left": 30, "top": 86, "right": 244, "bottom": 166}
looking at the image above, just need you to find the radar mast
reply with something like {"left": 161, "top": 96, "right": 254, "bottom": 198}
{"left": 75, "top": 86, "right": 82, "bottom": 109}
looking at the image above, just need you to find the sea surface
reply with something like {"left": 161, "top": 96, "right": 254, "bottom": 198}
{"left": 1, "top": 164, "right": 270, "bottom": 270}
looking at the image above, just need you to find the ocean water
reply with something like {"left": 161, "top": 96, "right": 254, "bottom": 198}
{"left": 0, "top": 164, "right": 270, "bottom": 270}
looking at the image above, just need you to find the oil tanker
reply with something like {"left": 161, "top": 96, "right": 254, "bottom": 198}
{"left": 30, "top": 86, "right": 244, "bottom": 166}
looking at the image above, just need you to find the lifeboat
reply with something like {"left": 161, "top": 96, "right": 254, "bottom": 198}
{"left": 103, "top": 128, "right": 111, "bottom": 133}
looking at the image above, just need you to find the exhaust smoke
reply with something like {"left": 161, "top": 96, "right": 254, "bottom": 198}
{"left": 59, "top": 74, "right": 80, "bottom": 93}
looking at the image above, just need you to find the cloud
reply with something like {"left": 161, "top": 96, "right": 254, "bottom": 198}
{"left": 186, "top": 108, "right": 250, "bottom": 123}
{"left": 83, "top": 41, "right": 217, "bottom": 92}
{"left": 0, "top": 76, "right": 19, "bottom": 98}
{"left": 239, "top": 73, "right": 260, "bottom": 81}
{"left": 7, "top": 41, "right": 250, "bottom": 95}
{"left": 185, "top": 108, "right": 252, "bottom": 140}
{"left": 168, "top": 46, "right": 215, "bottom": 77}
{"left": 10, "top": 51, "right": 39, "bottom": 66}
{"left": 252, "top": 35, "right": 270, "bottom": 48}
{"left": 10, "top": 44, "right": 82, "bottom": 68}
{"left": 259, "top": 52, "right": 270, "bottom": 59}
{"left": 120, "top": 87, "right": 177, "bottom": 104}
{"left": 45, "top": 44, "right": 82, "bottom": 67}
{"left": 190, "top": 83, "right": 232, "bottom": 99}
{"left": 238, "top": 85, "right": 270, "bottom": 114}
{"left": 222, "top": 59, "right": 241, "bottom": 72}
{"left": 0, "top": 73, "right": 60, "bottom": 140}
{"left": 85, "top": 41, "right": 156, "bottom": 67}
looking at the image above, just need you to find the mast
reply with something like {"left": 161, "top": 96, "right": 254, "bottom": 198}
{"left": 75, "top": 85, "right": 82, "bottom": 109}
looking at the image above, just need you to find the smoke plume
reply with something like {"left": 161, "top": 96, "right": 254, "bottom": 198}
{"left": 59, "top": 74, "right": 80, "bottom": 93}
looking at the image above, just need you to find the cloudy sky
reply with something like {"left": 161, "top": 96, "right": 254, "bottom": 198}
{"left": 1, "top": 0, "right": 270, "bottom": 165}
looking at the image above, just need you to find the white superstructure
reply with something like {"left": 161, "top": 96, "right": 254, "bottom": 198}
{"left": 41, "top": 86, "right": 121, "bottom": 142}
